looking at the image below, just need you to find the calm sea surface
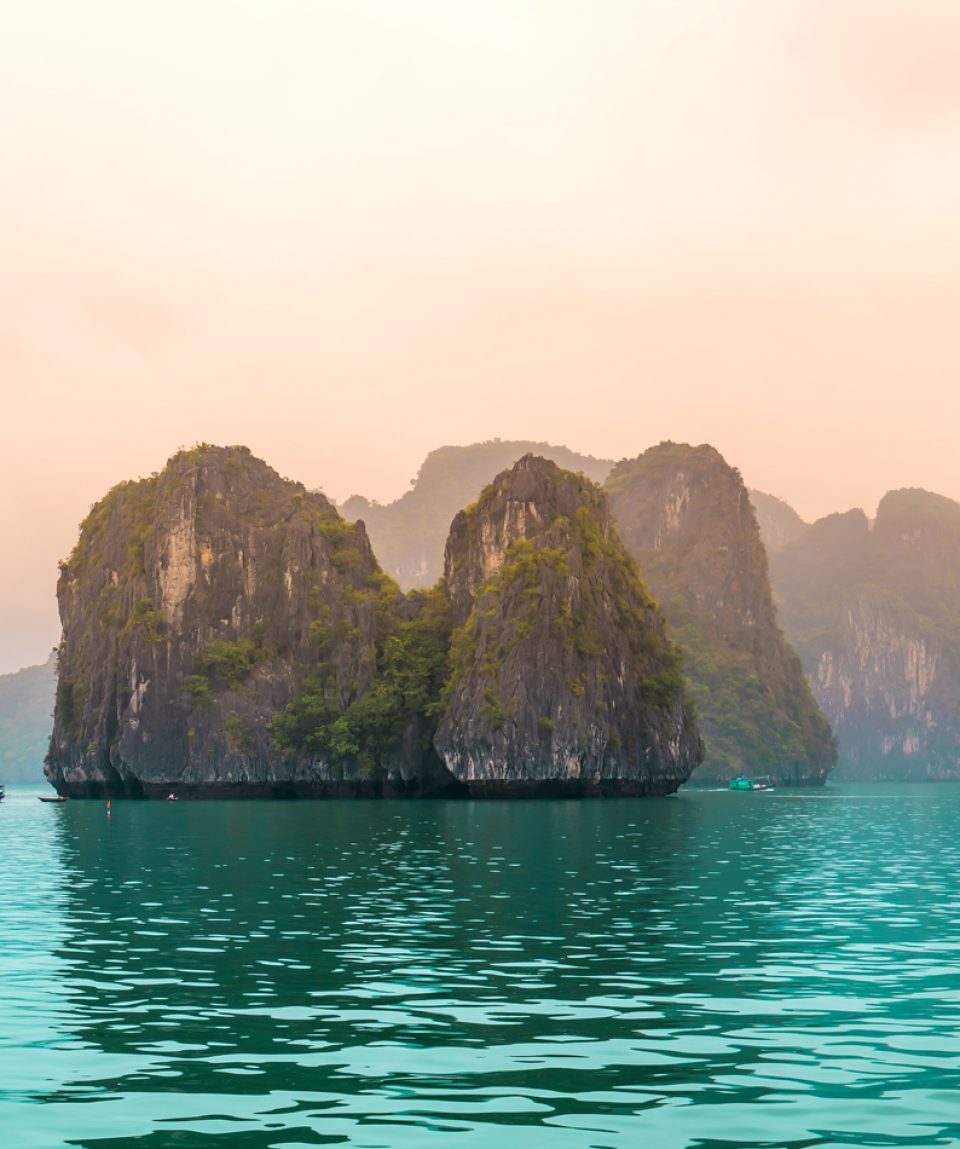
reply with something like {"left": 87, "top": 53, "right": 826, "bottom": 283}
{"left": 3, "top": 782, "right": 960, "bottom": 1148}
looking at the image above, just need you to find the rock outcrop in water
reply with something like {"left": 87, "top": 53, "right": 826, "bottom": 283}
{"left": 605, "top": 443, "right": 836, "bottom": 786}
{"left": 770, "top": 489, "right": 960, "bottom": 780}
{"left": 47, "top": 445, "right": 447, "bottom": 797}
{"left": 435, "top": 455, "right": 702, "bottom": 795}
{"left": 48, "top": 447, "right": 699, "bottom": 798}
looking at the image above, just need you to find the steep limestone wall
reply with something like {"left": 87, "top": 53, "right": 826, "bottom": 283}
{"left": 606, "top": 442, "right": 836, "bottom": 786}
{"left": 47, "top": 446, "right": 408, "bottom": 796}
{"left": 435, "top": 456, "right": 702, "bottom": 795}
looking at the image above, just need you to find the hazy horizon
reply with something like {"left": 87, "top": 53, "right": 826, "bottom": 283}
{"left": 4, "top": 0, "right": 960, "bottom": 673}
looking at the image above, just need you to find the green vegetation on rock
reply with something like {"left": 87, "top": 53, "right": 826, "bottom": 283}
{"left": 436, "top": 455, "right": 702, "bottom": 793}
{"left": 270, "top": 583, "right": 452, "bottom": 774}
{"left": 606, "top": 442, "right": 835, "bottom": 785}
{"left": 45, "top": 444, "right": 702, "bottom": 798}
{"left": 183, "top": 637, "right": 270, "bottom": 704}
{"left": 47, "top": 444, "right": 400, "bottom": 796}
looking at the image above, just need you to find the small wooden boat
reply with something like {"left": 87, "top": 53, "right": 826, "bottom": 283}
{"left": 39, "top": 794, "right": 69, "bottom": 803}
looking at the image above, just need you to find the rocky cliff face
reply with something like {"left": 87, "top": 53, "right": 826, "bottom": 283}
{"left": 771, "top": 489, "right": 960, "bottom": 780}
{"left": 49, "top": 446, "right": 698, "bottom": 799}
{"left": 606, "top": 442, "right": 836, "bottom": 786}
{"left": 434, "top": 455, "right": 702, "bottom": 795}
{"left": 47, "top": 445, "right": 445, "bottom": 797}
{"left": 341, "top": 440, "right": 613, "bottom": 589}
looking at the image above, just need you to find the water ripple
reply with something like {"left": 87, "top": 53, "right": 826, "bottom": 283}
{"left": 3, "top": 783, "right": 960, "bottom": 1146}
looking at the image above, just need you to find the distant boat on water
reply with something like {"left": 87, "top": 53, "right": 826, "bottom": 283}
{"left": 38, "top": 794, "right": 68, "bottom": 803}
{"left": 728, "top": 776, "right": 774, "bottom": 791}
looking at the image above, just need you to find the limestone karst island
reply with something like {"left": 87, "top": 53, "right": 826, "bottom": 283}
{"left": 44, "top": 440, "right": 848, "bottom": 799}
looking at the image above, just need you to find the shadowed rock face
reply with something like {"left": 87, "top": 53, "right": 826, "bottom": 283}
{"left": 46, "top": 445, "right": 431, "bottom": 797}
{"left": 771, "top": 489, "right": 960, "bottom": 780}
{"left": 606, "top": 442, "right": 836, "bottom": 787}
{"left": 435, "top": 456, "right": 703, "bottom": 795}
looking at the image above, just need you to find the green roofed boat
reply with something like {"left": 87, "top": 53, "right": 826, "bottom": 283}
{"left": 728, "top": 776, "right": 773, "bottom": 791}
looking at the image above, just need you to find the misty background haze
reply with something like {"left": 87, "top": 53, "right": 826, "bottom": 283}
{"left": 3, "top": 0, "right": 960, "bottom": 673}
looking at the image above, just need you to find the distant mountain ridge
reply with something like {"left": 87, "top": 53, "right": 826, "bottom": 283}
{"left": 0, "top": 653, "right": 56, "bottom": 782}
{"left": 344, "top": 445, "right": 817, "bottom": 594}
{"left": 13, "top": 437, "right": 959, "bottom": 787}
{"left": 749, "top": 489, "right": 809, "bottom": 553}
{"left": 341, "top": 440, "right": 613, "bottom": 589}
{"left": 770, "top": 488, "right": 960, "bottom": 780}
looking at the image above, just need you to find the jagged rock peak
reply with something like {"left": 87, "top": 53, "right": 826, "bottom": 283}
{"left": 340, "top": 439, "right": 614, "bottom": 591}
{"left": 443, "top": 453, "right": 610, "bottom": 624}
{"left": 435, "top": 455, "right": 703, "bottom": 796}
{"left": 606, "top": 442, "right": 773, "bottom": 635}
{"left": 606, "top": 441, "right": 836, "bottom": 786}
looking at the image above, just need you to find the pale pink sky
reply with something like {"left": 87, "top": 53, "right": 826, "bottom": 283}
{"left": 2, "top": 1, "right": 960, "bottom": 673}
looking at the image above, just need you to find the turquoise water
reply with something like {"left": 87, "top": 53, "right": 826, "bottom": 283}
{"left": 3, "top": 784, "right": 960, "bottom": 1148}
